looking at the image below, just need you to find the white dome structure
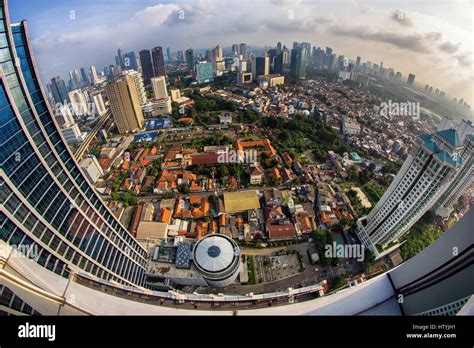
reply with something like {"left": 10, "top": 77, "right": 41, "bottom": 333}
{"left": 193, "top": 234, "right": 241, "bottom": 287}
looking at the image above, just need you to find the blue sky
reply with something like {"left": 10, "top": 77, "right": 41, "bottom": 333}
{"left": 7, "top": 0, "right": 473, "bottom": 105}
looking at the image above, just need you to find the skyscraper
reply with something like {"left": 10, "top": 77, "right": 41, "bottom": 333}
{"left": 139, "top": 49, "right": 154, "bottom": 86}
{"left": 239, "top": 43, "right": 247, "bottom": 58}
{"left": 1, "top": 13, "right": 147, "bottom": 286}
{"left": 80, "top": 67, "right": 89, "bottom": 85}
{"left": 50, "top": 76, "right": 70, "bottom": 104}
{"left": 90, "top": 65, "right": 98, "bottom": 85}
{"left": 152, "top": 46, "right": 166, "bottom": 77}
{"left": 115, "top": 48, "right": 125, "bottom": 69}
{"left": 151, "top": 76, "right": 168, "bottom": 99}
{"left": 276, "top": 42, "right": 282, "bottom": 54}
{"left": 196, "top": 61, "right": 214, "bottom": 84}
{"left": 357, "top": 128, "right": 470, "bottom": 256}
{"left": 407, "top": 73, "right": 416, "bottom": 86}
{"left": 185, "top": 48, "right": 194, "bottom": 72}
{"left": 290, "top": 47, "right": 307, "bottom": 79}
{"left": 252, "top": 56, "right": 270, "bottom": 78}
{"left": 105, "top": 74, "right": 145, "bottom": 134}
{"left": 166, "top": 47, "right": 172, "bottom": 61}
{"left": 124, "top": 51, "right": 138, "bottom": 70}
{"left": 273, "top": 53, "right": 284, "bottom": 74}
{"left": 231, "top": 44, "right": 239, "bottom": 55}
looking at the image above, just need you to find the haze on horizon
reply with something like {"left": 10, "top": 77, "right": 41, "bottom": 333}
{"left": 8, "top": 0, "right": 474, "bottom": 107}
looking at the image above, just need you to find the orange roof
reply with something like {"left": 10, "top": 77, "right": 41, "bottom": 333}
{"left": 160, "top": 208, "right": 172, "bottom": 224}
{"left": 122, "top": 160, "right": 130, "bottom": 169}
{"left": 190, "top": 195, "right": 202, "bottom": 205}
{"left": 178, "top": 117, "right": 193, "bottom": 123}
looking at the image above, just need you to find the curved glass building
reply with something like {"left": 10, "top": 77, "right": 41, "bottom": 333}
{"left": 0, "top": 0, "right": 147, "bottom": 287}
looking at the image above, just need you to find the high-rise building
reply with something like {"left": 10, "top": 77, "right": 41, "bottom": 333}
{"left": 50, "top": 76, "right": 70, "bottom": 104}
{"left": 357, "top": 128, "right": 469, "bottom": 256}
{"left": 276, "top": 42, "right": 282, "bottom": 54}
{"left": 231, "top": 44, "right": 239, "bottom": 55}
{"left": 0, "top": 14, "right": 147, "bottom": 286}
{"left": 251, "top": 56, "right": 270, "bottom": 79}
{"left": 273, "top": 53, "right": 284, "bottom": 74}
{"left": 124, "top": 51, "right": 138, "bottom": 70}
{"left": 90, "top": 65, "right": 98, "bottom": 85}
{"left": 151, "top": 46, "right": 166, "bottom": 77}
{"left": 214, "top": 45, "right": 223, "bottom": 61}
{"left": 185, "top": 48, "right": 194, "bottom": 72}
{"left": 290, "top": 47, "right": 307, "bottom": 79}
{"left": 68, "top": 89, "right": 88, "bottom": 116}
{"left": 80, "top": 67, "right": 89, "bottom": 85}
{"left": 239, "top": 43, "right": 247, "bottom": 58}
{"left": 121, "top": 70, "right": 147, "bottom": 106}
{"left": 151, "top": 76, "right": 168, "bottom": 99}
{"left": 139, "top": 49, "right": 154, "bottom": 86}
{"left": 407, "top": 73, "right": 416, "bottom": 86}
{"left": 115, "top": 48, "right": 125, "bottom": 69}
{"left": 105, "top": 74, "right": 145, "bottom": 134}
{"left": 196, "top": 61, "right": 214, "bottom": 84}
{"left": 166, "top": 47, "right": 172, "bottom": 61}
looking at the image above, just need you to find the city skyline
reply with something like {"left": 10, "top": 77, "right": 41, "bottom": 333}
{"left": 7, "top": 0, "right": 474, "bottom": 106}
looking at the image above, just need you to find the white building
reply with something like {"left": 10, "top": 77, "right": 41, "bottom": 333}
{"left": 91, "top": 92, "right": 106, "bottom": 116}
{"left": 79, "top": 156, "right": 104, "bottom": 185}
{"left": 219, "top": 113, "right": 232, "bottom": 125}
{"left": 357, "top": 129, "right": 466, "bottom": 256}
{"left": 68, "top": 89, "right": 88, "bottom": 116}
{"left": 151, "top": 76, "right": 168, "bottom": 99}
{"left": 341, "top": 117, "right": 360, "bottom": 135}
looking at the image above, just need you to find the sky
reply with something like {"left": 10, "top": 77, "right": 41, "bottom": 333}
{"left": 8, "top": 0, "right": 474, "bottom": 105}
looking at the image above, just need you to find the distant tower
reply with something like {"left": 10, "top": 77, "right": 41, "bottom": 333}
{"left": 139, "top": 49, "right": 154, "bottom": 86}
{"left": 152, "top": 46, "right": 166, "bottom": 77}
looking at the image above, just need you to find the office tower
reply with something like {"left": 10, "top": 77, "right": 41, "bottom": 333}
{"left": 276, "top": 42, "right": 282, "bottom": 54}
{"left": 185, "top": 48, "right": 194, "bottom": 72}
{"left": 68, "top": 89, "right": 88, "bottom": 116}
{"left": 355, "top": 56, "right": 361, "bottom": 69}
{"left": 166, "top": 47, "right": 172, "bottom": 61}
{"left": 240, "top": 43, "right": 247, "bottom": 58}
{"left": 357, "top": 128, "right": 468, "bottom": 256}
{"left": 151, "top": 76, "right": 168, "bottom": 99}
{"left": 69, "top": 69, "right": 82, "bottom": 89}
{"left": 325, "top": 47, "right": 333, "bottom": 67}
{"left": 196, "top": 61, "right": 214, "bottom": 84}
{"left": 176, "top": 50, "right": 185, "bottom": 63}
{"left": 273, "top": 53, "right": 284, "bottom": 74}
{"left": 282, "top": 47, "right": 290, "bottom": 64}
{"left": 90, "top": 65, "right": 98, "bottom": 85}
{"left": 80, "top": 67, "right": 89, "bottom": 85}
{"left": 290, "top": 47, "right": 308, "bottom": 78}
{"left": 115, "top": 48, "right": 125, "bottom": 69}
{"left": 0, "top": 14, "right": 147, "bottom": 286}
{"left": 50, "top": 76, "right": 70, "bottom": 104}
{"left": 214, "top": 45, "right": 223, "bottom": 61}
{"left": 395, "top": 71, "right": 402, "bottom": 81}
{"left": 231, "top": 44, "right": 239, "bottom": 55}
{"left": 252, "top": 56, "right": 270, "bottom": 78}
{"left": 105, "top": 74, "right": 145, "bottom": 134}
{"left": 122, "top": 70, "right": 147, "bottom": 105}
{"left": 151, "top": 46, "right": 166, "bottom": 77}
{"left": 123, "top": 51, "right": 138, "bottom": 70}
{"left": 139, "top": 49, "right": 154, "bottom": 86}
{"left": 407, "top": 73, "right": 416, "bottom": 86}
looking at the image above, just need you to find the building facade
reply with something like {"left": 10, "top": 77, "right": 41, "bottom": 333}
{"left": 0, "top": 2, "right": 147, "bottom": 287}
{"left": 105, "top": 74, "right": 145, "bottom": 134}
{"left": 356, "top": 129, "right": 468, "bottom": 256}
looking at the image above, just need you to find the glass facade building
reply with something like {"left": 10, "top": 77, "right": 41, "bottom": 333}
{"left": 0, "top": 1, "right": 147, "bottom": 287}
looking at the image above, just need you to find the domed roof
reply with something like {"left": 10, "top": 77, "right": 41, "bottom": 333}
{"left": 193, "top": 235, "right": 238, "bottom": 273}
